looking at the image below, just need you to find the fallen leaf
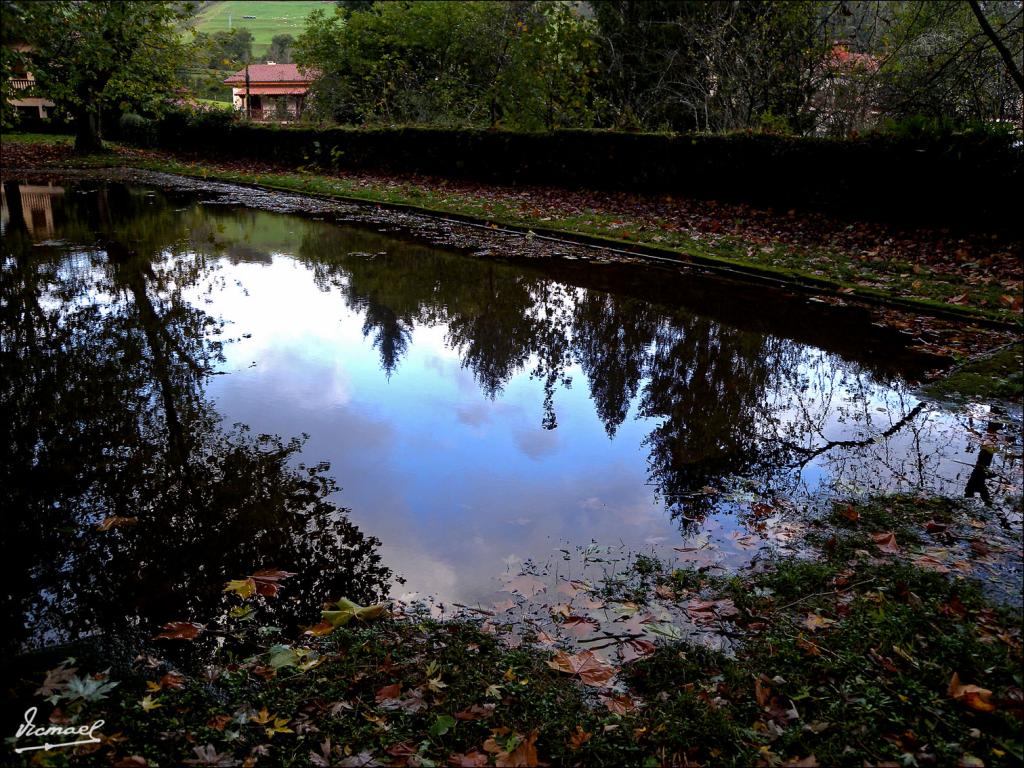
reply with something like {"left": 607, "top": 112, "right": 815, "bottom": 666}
{"left": 224, "top": 578, "right": 256, "bottom": 599}
{"left": 183, "top": 745, "right": 238, "bottom": 767}
{"left": 250, "top": 568, "right": 297, "bottom": 598}
{"left": 871, "top": 532, "right": 900, "bottom": 554}
{"left": 448, "top": 753, "right": 489, "bottom": 767}
{"left": 501, "top": 574, "right": 546, "bottom": 597}
{"left": 207, "top": 714, "right": 232, "bottom": 731}
{"left": 138, "top": 695, "right": 162, "bottom": 712}
{"left": 561, "top": 615, "right": 599, "bottom": 638}
{"left": 304, "top": 620, "right": 335, "bottom": 637}
{"left": 948, "top": 672, "right": 996, "bottom": 712}
{"left": 494, "top": 730, "right": 539, "bottom": 767}
{"left": 600, "top": 692, "right": 638, "bottom": 714}
{"left": 36, "top": 662, "right": 78, "bottom": 696}
{"left": 568, "top": 725, "right": 592, "bottom": 750}
{"left": 546, "top": 650, "right": 614, "bottom": 687}
{"left": 375, "top": 683, "right": 401, "bottom": 702}
{"left": 154, "top": 622, "right": 204, "bottom": 641}
{"left": 96, "top": 516, "right": 138, "bottom": 531}
{"left": 654, "top": 583, "right": 676, "bottom": 600}
{"left": 250, "top": 707, "right": 274, "bottom": 725}
{"left": 337, "top": 751, "right": 384, "bottom": 767}
{"left": 803, "top": 613, "right": 836, "bottom": 632}
{"left": 755, "top": 677, "right": 771, "bottom": 707}
{"left": 322, "top": 598, "right": 390, "bottom": 629}
{"left": 454, "top": 703, "right": 495, "bottom": 720}
{"left": 160, "top": 672, "right": 185, "bottom": 690}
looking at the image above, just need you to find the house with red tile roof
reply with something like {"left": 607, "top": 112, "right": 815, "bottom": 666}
{"left": 223, "top": 63, "right": 317, "bottom": 121}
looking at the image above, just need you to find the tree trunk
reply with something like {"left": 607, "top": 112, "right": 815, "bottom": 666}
{"left": 74, "top": 108, "right": 103, "bottom": 153}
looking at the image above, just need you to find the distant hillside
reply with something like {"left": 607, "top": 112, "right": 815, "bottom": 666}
{"left": 188, "top": 1, "right": 332, "bottom": 56}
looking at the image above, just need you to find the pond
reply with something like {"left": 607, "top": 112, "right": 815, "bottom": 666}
{"left": 2, "top": 177, "right": 1020, "bottom": 655}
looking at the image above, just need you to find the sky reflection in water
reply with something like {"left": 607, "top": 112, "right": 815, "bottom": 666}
{"left": 2, "top": 180, "right": 1019, "bottom": 650}
{"left": 185, "top": 200, "right": 1017, "bottom": 605}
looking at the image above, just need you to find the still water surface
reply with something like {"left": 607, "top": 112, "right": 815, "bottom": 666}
{"left": 2, "top": 179, "right": 1019, "bottom": 651}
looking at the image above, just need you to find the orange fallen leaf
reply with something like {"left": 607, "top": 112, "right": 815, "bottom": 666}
{"left": 755, "top": 677, "right": 771, "bottom": 707}
{"left": 839, "top": 504, "right": 859, "bottom": 522}
{"left": 495, "top": 730, "right": 539, "bottom": 767}
{"left": 375, "top": 683, "right": 401, "bottom": 702}
{"left": 568, "top": 725, "right": 592, "bottom": 750}
{"left": 454, "top": 703, "right": 495, "bottom": 721}
{"left": 96, "top": 516, "right": 138, "bottom": 531}
{"left": 947, "top": 672, "right": 996, "bottom": 712}
{"left": 250, "top": 568, "right": 297, "bottom": 598}
{"left": 599, "top": 692, "right": 638, "bottom": 714}
{"left": 153, "top": 622, "right": 203, "bottom": 641}
{"left": 206, "top": 714, "right": 232, "bottom": 731}
{"left": 448, "top": 753, "right": 489, "bottom": 767}
{"left": 803, "top": 613, "right": 835, "bottom": 632}
{"left": 304, "top": 620, "right": 335, "bottom": 637}
{"left": 159, "top": 672, "right": 185, "bottom": 690}
{"left": 546, "top": 650, "right": 614, "bottom": 687}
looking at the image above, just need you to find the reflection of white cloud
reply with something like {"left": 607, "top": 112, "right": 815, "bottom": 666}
{"left": 456, "top": 402, "right": 491, "bottom": 427}
{"left": 378, "top": 546, "right": 458, "bottom": 596}
{"left": 513, "top": 427, "right": 559, "bottom": 460}
{"left": 249, "top": 347, "right": 353, "bottom": 409}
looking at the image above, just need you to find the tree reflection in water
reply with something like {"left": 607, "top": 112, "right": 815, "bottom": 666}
{"left": 3, "top": 180, "right": 1017, "bottom": 654}
{"left": 0, "top": 181, "right": 390, "bottom": 655}
{"left": 297, "top": 219, "right": 1012, "bottom": 529}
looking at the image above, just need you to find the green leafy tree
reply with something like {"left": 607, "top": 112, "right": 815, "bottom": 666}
{"left": 266, "top": 33, "right": 295, "bottom": 64}
{"left": 195, "top": 27, "right": 255, "bottom": 69}
{"left": 875, "top": 0, "right": 1022, "bottom": 125}
{"left": 12, "top": 0, "right": 193, "bottom": 151}
{"left": 296, "top": 0, "right": 601, "bottom": 129}
{"left": 592, "top": 0, "right": 831, "bottom": 132}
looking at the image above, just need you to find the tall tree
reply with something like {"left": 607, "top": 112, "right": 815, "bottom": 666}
{"left": 266, "top": 33, "right": 295, "bottom": 64}
{"left": 13, "top": 1, "right": 192, "bottom": 151}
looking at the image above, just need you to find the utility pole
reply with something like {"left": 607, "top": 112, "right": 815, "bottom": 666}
{"left": 245, "top": 63, "right": 251, "bottom": 120}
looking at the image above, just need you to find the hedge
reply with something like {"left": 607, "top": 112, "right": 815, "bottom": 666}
{"left": 151, "top": 113, "right": 1022, "bottom": 228}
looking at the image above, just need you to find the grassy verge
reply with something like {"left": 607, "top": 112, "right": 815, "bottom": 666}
{"left": 923, "top": 343, "right": 1024, "bottom": 401}
{"left": 8, "top": 496, "right": 1021, "bottom": 767}
{"left": 2, "top": 133, "right": 1021, "bottom": 327}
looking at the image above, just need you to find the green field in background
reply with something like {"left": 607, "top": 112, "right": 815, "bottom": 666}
{"left": 189, "top": 1, "right": 331, "bottom": 55}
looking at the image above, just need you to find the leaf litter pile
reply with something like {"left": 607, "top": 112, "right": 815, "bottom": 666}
{"left": 10, "top": 495, "right": 1021, "bottom": 767}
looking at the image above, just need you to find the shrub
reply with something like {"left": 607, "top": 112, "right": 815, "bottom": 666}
{"left": 119, "top": 112, "right": 156, "bottom": 147}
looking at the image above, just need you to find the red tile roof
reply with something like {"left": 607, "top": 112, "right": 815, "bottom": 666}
{"left": 224, "top": 64, "right": 317, "bottom": 85}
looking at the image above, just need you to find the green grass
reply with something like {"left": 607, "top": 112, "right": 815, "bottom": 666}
{"left": 0, "top": 132, "right": 73, "bottom": 145}
{"left": 188, "top": 1, "right": 331, "bottom": 56}
{"left": 923, "top": 344, "right": 1024, "bottom": 401}
{"left": 197, "top": 98, "right": 234, "bottom": 110}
